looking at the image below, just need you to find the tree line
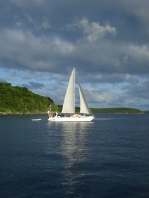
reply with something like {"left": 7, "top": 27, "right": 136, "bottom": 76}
{"left": 57, "top": 105, "right": 146, "bottom": 114}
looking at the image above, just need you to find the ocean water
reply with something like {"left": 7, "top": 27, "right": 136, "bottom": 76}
{"left": 0, "top": 114, "right": 149, "bottom": 198}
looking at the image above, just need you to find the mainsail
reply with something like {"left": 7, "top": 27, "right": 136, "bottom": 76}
{"left": 62, "top": 68, "right": 75, "bottom": 113}
{"left": 62, "top": 68, "right": 92, "bottom": 115}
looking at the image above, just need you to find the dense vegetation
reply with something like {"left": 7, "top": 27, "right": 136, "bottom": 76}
{"left": 0, "top": 82, "right": 58, "bottom": 114}
{"left": 144, "top": 110, "right": 149, "bottom": 114}
{"left": 90, "top": 107, "right": 144, "bottom": 114}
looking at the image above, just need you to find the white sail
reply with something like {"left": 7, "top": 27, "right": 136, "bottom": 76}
{"left": 77, "top": 77, "right": 92, "bottom": 114}
{"left": 48, "top": 68, "right": 94, "bottom": 122}
{"left": 62, "top": 68, "right": 75, "bottom": 113}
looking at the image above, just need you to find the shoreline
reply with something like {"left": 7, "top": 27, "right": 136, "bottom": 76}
{"left": 0, "top": 112, "right": 48, "bottom": 115}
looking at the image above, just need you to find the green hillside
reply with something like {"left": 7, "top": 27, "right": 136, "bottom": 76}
{"left": 0, "top": 82, "right": 58, "bottom": 114}
{"left": 90, "top": 107, "right": 144, "bottom": 114}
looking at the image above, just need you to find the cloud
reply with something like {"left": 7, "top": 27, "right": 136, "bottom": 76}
{"left": 41, "top": 17, "right": 52, "bottom": 29}
{"left": 0, "top": 0, "right": 149, "bottom": 110}
{"left": 0, "top": 22, "right": 149, "bottom": 78}
{"left": 0, "top": 28, "right": 75, "bottom": 71}
{"left": 24, "top": 13, "right": 52, "bottom": 30}
{"left": 68, "top": 17, "right": 117, "bottom": 42}
{"left": 22, "top": 81, "right": 44, "bottom": 90}
{"left": 123, "top": 79, "right": 149, "bottom": 99}
{"left": 0, "top": 15, "right": 149, "bottom": 77}
{"left": 121, "top": 0, "right": 149, "bottom": 27}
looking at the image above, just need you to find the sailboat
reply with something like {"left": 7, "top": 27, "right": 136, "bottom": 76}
{"left": 48, "top": 68, "right": 94, "bottom": 122}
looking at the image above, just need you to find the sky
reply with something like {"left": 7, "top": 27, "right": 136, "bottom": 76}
{"left": 0, "top": 0, "right": 149, "bottom": 110}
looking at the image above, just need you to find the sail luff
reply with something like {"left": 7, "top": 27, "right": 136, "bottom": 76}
{"left": 77, "top": 76, "right": 92, "bottom": 114}
{"left": 62, "top": 68, "right": 75, "bottom": 113}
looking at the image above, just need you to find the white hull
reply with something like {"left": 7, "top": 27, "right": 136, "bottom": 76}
{"left": 48, "top": 115, "right": 94, "bottom": 122}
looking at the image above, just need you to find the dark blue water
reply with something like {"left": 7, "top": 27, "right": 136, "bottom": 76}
{"left": 0, "top": 114, "right": 149, "bottom": 198}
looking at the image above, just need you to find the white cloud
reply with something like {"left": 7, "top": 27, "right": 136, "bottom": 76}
{"left": 24, "top": 13, "right": 34, "bottom": 24}
{"left": 24, "top": 13, "right": 52, "bottom": 30}
{"left": 41, "top": 17, "right": 52, "bottom": 29}
{"left": 53, "top": 38, "right": 75, "bottom": 54}
{"left": 128, "top": 44, "right": 149, "bottom": 63}
{"left": 0, "top": 28, "right": 75, "bottom": 70}
{"left": 68, "top": 17, "right": 117, "bottom": 42}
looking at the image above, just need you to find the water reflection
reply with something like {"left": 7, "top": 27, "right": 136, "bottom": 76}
{"left": 60, "top": 122, "right": 93, "bottom": 196}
